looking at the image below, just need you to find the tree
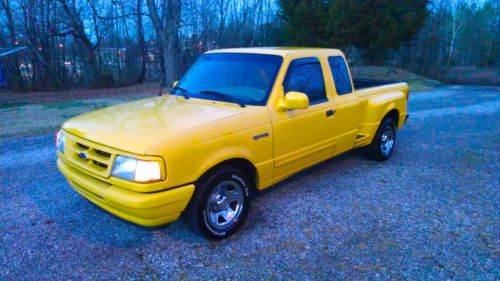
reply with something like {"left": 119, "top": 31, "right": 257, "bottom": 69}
{"left": 136, "top": 0, "right": 147, "bottom": 83}
{"left": 56, "top": 0, "right": 104, "bottom": 87}
{"left": 280, "top": 0, "right": 429, "bottom": 64}
{"left": 352, "top": 0, "right": 429, "bottom": 64}
{"left": 1, "top": 0, "right": 496, "bottom": 91}
{"left": 0, "top": 0, "right": 24, "bottom": 89}
{"left": 146, "top": 0, "right": 181, "bottom": 86}
{"left": 279, "top": 0, "right": 330, "bottom": 47}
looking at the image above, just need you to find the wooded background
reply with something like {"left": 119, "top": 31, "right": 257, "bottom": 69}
{"left": 0, "top": 0, "right": 498, "bottom": 91}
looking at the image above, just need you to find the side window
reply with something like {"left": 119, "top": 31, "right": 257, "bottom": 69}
{"left": 283, "top": 58, "right": 327, "bottom": 104}
{"left": 328, "top": 56, "right": 353, "bottom": 95}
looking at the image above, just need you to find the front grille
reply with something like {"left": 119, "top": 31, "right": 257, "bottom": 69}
{"left": 64, "top": 134, "right": 115, "bottom": 178}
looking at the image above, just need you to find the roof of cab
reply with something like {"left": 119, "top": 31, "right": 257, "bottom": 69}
{"left": 206, "top": 47, "right": 344, "bottom": 57}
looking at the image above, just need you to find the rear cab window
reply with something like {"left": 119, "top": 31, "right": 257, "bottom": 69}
{"left": 328, "top": 56, "right": 353, "bottom": 95}
{"left": 283, "top": 57, "right": 327, "bottom": 105}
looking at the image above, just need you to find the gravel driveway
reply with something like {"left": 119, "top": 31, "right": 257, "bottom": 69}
{"left": 1, "top": 85, "right": 499, "bottom": 280}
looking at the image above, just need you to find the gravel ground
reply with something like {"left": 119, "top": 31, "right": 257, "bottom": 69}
{"left": 0, "top": 85, "right": 499, "bottom": 280}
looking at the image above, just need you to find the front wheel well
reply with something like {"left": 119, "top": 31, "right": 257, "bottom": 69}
{"left": 198, "top": 158, "right": 258, "bottom": 190}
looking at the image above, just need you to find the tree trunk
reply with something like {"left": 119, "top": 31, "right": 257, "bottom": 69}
{"left": 217, "top": 0, "right": 227, "bottom": 47}
{"left": 448, "top": 17, "right": 457, "bottom": 67}
{"left": 164, "top": 0, "right": 181, "bottom": 86}
{"left": 136, "top": 0, "right": 147, "bottom": 83}
{"left": 0, "top": 0, "right": 25, "bottom": 90}
{"left": 146, "top": 0, "right": 181, "bottom": 87}
{"left": 57, "top": 0, "right": 102, "bottom": 87}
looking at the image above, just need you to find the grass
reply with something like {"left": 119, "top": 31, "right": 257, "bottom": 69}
{"left": 0, "top": 95, "right": 149, "bottom": 139}
{"left": 350, "top": 66, "right": 444, "bottom": 91}
{"left": 0, "top": 82, "right": 160, "bottom": 139}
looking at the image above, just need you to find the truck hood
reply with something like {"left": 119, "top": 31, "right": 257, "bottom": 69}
{"left": 62, "top": 95, "right": 243, "bottom": 154}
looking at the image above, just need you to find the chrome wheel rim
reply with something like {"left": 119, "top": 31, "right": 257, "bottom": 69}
{"left": 380, "top": 126, "right": 394, "bottom": 157}
{"left": 206, "top": 180, "right": 244, "bottom": 230}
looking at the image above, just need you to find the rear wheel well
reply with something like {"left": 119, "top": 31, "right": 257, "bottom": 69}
{"left": 384, "top": 109, "right": 399, "bottom": 128}
{"left": 199, "top": 158, "right": 257, "bottom": 191}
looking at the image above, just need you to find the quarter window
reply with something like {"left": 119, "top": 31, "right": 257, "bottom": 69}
{"left": 283, "top": 58, "right": 327, "bottom": 103}
{"left": 328, "top": 56, "right": 353, "bottom": 95}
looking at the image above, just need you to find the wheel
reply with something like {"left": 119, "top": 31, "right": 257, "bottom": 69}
{"left": 366, "top": 118, "right": 396, "bottom": 161}
{"left": 183, "top": 166, "right": 251, "bottom": 240}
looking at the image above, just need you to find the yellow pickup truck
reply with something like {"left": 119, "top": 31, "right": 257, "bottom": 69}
{"left": 57, "top": 47, "right": 409, "bottom": 240}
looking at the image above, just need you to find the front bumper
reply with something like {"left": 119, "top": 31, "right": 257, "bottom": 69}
{"left": 57, "top": 158, "right": 194, "bottom": 227}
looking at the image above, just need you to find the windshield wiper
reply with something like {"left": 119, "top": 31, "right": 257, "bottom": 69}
{"left": 199, "top": 90, "right": 246, "bottom": 107}
{"left": 172, "top": 86, "right": 190, "bottom": 99}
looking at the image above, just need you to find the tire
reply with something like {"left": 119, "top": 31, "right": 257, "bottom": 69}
{"left": 366, "top": 118, "right": 397, "bottom": 161}
{"left": 183, "top": 165, "right": 251, "bottom": 240}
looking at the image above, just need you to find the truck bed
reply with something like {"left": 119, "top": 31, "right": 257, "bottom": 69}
{"left": 353, "top": 79, "right": 403, "bottom": 90}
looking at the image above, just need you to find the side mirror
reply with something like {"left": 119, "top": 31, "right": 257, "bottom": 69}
{"left": 279, "top": 91, "right": 309, "bottom": 110}
{"left": 172, "top": 80, "right": 178, "bottom": 87}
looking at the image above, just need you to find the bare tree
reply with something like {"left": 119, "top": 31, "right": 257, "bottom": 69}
{"left": 146, "top": 0, "right": 181, "bottom": 86}
{"left": 447, "top": 0, "right": 466, "bottom": 66}
{"left": 1, "top": 0, "right": 25, "bottom": 89}
{"left": 56, "top": 0, "right": 104, "bottom": 87}
{"left": 136, "top": 0, "right": 147, "bottom": 83}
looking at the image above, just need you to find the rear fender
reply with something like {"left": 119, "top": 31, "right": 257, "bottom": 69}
{"left": 356, "top": 92, "right": 404, "bottom": 145}
{"left": 365, "top": 92, "right": 403, "bottom": 125}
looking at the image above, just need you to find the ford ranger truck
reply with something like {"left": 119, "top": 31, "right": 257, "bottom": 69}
{"left": 56, "top": 47, "right": 409, "bottom": 240}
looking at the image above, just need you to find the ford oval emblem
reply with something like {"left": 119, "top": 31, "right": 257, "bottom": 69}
{"left": 78, "top": 152, "right": 88, "bottom": 159}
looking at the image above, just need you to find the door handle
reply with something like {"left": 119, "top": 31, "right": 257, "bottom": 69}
{"left": 326, "top": 109, "right": 336, "bottom": 117}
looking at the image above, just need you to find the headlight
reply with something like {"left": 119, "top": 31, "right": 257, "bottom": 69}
{"left": 56, "top": 131, "right": 65, "bottom": 153}
{"left": 111, "top": 155, "right": 162, "bottom": 182}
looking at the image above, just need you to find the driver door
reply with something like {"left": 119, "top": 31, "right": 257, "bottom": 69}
{"left": 270, "top": 57, "right": 340, "bottom": 182}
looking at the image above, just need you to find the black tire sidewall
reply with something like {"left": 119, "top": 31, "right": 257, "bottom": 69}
{"left": 370, "top": 118, "right": 396, "bottom": 161}
{"left": 194, "top": 167, "right": 251, "bottom": 240}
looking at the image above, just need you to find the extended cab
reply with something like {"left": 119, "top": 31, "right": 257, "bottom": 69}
{"left": 57, "top": 47, "right": 409, "bottom": 240}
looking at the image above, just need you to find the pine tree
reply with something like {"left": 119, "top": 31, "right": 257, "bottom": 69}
{"left": 279, "top": 0, "right": 330, "bottom": 47}
{"left": 280, "top": 0, "right": 429, "bottom": 65}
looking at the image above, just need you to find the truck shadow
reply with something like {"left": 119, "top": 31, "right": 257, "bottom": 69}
{"left": 240, "top": 148, "right": 369, "bottom": 232}
{"left": 163, "top": 147, "right": 371, "bottom": 244}
{"left": 256, "top": 149, "right": 367, "bottom": 197}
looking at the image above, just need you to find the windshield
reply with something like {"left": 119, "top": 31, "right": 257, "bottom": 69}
{"left": 175, "top": 53, "right": 283, "bottom": 106}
